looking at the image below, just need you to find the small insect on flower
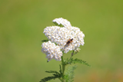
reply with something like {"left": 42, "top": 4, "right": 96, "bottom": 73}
{"left": 65, "top": 38, "right": 73, "bottom": 46}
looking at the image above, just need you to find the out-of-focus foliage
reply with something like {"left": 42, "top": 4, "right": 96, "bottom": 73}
{"left": 0, "top": 0, "right": 123, "bottom": 82}
{"left": 64, "top": 65, "right": 77, "bottom": 82}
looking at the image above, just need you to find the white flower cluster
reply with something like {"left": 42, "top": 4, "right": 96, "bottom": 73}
{"left": 42, "top": 41, "right": 62, "bottom": 61}
{"left": 53, "top": 17, "right": 71, "bottom": 27}
{"left": 42, "top": 17, "right": 85, "bottom": 61}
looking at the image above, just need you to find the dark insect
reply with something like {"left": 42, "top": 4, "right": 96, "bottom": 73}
{"left": 66, "top": 38, "right": 73, "bottom": 46}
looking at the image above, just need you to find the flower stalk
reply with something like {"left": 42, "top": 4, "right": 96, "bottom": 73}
{"left": 61, "top": 56, "right": 65, "bottom": 82}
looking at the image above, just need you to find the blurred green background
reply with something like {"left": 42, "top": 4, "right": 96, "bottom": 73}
{"left": 0, "top": 0, "right": 123, "bottom": 82}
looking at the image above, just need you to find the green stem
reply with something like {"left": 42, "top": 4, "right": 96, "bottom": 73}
{"left": 71, "top": 50, "right": 74, "bottom": 58}
{"left": 61, "top": 56, "right": 65, "bottom": 82}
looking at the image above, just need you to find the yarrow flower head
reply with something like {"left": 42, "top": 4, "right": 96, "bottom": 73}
{"left": 53, "top": 17, "right": 71, "bottom": 27}
{"left": 42, "top": 41, "right": 62, "bottom": 61}
{"left": 42, "top": 17, "right": 85, "bottom": 61}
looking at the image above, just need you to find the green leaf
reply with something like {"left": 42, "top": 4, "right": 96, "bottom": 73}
{"left": 40, "top": 70, "right": 62, "bottom": 82}
{"left": 42, "top": 39, "right": 49, "bottom": 42}
{"left": 64, "top": 65, "right": 77, "bottom": 82}
{"left": 40, "top": 76, "right": 58, "bottom": 82}
{"left": 45, "top": 71, "right": 59, "bottom": 74}
{"left": 72, "top": 58, "right": 90, "bottom": 66}
{"left": 64, "top": 58, "right": 90, "bottom": 66}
